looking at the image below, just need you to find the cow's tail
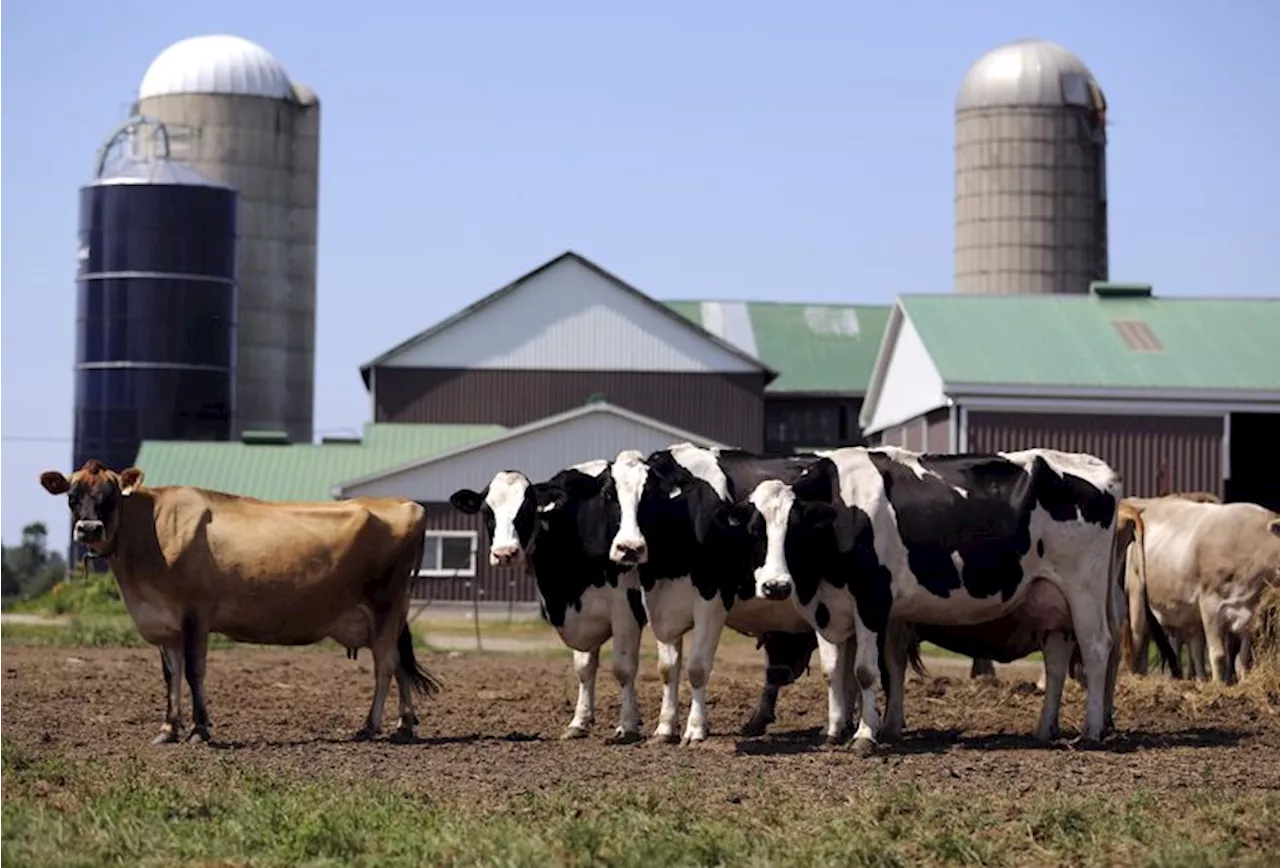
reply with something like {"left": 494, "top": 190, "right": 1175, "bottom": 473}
{"left": 904, "top": 633, "right": 929, "bottom": 679}
{"left": 399, "top": 509, "right": 441, "bottom": 696}
{"left": 1117, "top": 505, "right": 1181, "bottom": 679}
{"left": 397, "top": 622, "right": 442, "bottom": 696}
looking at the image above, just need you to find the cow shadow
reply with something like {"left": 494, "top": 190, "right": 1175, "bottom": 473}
{"left": 729, "top": 725, "right": 1248, "bottom": 757}
{"left": 201, "top": 731, "right": 545, "bottom": 750}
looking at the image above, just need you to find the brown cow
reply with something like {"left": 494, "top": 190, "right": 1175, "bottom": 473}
{"left": 40, "top": 460, "right": 440, "bottom": 745}
{"left": 1124, "top": 495, "right": 1280, "bottom": 684}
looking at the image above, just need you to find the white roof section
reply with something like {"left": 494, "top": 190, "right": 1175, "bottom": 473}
{"left": 859, "top": 304, "right": 949, "bottom": 435}
{"left": 957, "top": 38, "right": 1105, "bottom": 111}
{"left": 335, "top": 401, "right": 727, "bottom": 500}
{"left": 361, "top": 251, "right": 775, "bottom": 378}
{"left": 139, "top": 35, "right": 294, "bottom": 101}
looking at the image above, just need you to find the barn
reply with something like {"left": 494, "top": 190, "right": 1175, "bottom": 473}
{"left": 135, "top": 250, "right": 889, "bottom": 602}
{"left": 859, "top": 282, "right": 1280, "bottom": 509}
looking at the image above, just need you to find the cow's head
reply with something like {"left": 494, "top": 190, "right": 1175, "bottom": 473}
{"left": 608, "top": 450, "right": 652, "bottom": 565}
{"left": 449, "top": 468, "right": 607, "bottom": 567}
{"left": 717, "top": 467, "right": 841, "bottom": 604}
{"left": 40, "top": 460, "right": 144, "bottom": 555}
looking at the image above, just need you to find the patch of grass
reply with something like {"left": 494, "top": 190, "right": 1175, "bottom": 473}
{"left": 8, "top": 571, "right": 128, "bottom": 617}
{"left": 3, "top": 740, "right": 1278, "bottom": 868}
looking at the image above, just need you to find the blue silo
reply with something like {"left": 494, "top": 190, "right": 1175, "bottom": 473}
{"left": 73, "top": 117, "right": 238, "bottom": 520}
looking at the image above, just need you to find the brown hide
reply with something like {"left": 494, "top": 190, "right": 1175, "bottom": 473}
{"left": 114, "top": 487, "right": 426, "bottom": 645}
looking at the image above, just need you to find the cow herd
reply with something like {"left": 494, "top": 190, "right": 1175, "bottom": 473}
{"left": 39, "top": 444, "right": 1280, "bottom": 750}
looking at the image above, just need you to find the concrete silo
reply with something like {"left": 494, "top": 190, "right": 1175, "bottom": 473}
{"left": 133, "top": 34, "right": 319, "bottom": 442}
{"left": 954, "top": 38, "right": 1108, "bottom": 295}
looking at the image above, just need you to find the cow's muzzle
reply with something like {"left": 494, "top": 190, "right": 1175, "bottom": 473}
{"left": 610, "top": 540, "right": 648, "bottom": 565}
{"left": 489, "top": 545, "right": 521, "bottom": 567}
{"left": 73, "top": 520, "right": 105, "bottom": 544}
{"left": 758, "top": 579, "right": 793, "bottom": 601}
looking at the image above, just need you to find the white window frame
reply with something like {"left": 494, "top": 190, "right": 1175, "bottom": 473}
{"left": 418, "top": 530, "right": 477, "bottom": 578}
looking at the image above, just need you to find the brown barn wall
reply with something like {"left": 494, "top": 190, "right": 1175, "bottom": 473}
{"left": 375, "top": 367, "right": 765, "bottom": 451}
{"left": 925, "top": 408, "right": 952, "bottom": 452}
{"left": 965, "top": 411, "right": 1223, "bottom": 499}
{"left": 763, "top": 395, "right": 866, "bottom": 453}
{"left": 409, "top": 501, "right": 537, "bottom": 603}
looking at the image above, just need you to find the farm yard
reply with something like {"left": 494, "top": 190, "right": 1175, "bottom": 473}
{"left": 4, "top": 615, "right": 1280, "bottom": 867}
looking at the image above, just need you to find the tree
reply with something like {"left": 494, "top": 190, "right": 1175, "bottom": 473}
{"left": 2, "top": 521, "right": 68, "bottom": 599}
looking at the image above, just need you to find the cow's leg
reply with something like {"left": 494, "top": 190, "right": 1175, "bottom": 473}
{"left": 181, "top": 618, "right": 212, "bottom": 743}
{"left": 879, "top": 621, "right": 911, "bottom": 742}
{"left": 1234, "top": 632, "right": 1254, "bottom": 681}
{"left": 562, "top": 648, "right": 599, "bottom": 739}
{"left": 1034, "top": 631, "right": 1073, "bottom": 743}
{"left": 1185, "top": 630, "right": 1208, "bottom": 681}
{"left": 356, "top": 615, "right": 400, "bottom": 740}
{"left": 813, "top": 634, "right": 851, "bottom": 746}
{"left": 651, "top": 639, "right": 683, "bottom": 744}
{"left": 154, "top": 642, "right": 185, "bottom": 744}
{"left": 847, "top": 620, "right": 882, "bottom": 755}
{"left": 605, "top": 601, "right": 643, "bottom": 744}
{"left": 969, "top": 658, "right": 997, "bottom": 680}
{"left": 1065, "top": 589, "right": 1114, "bottom": 744}
{"left": 1198, "top": 597, "right": 1234, "bottom": 685}
{"left": 681, "top": 597, "right": 728, "bottom": 745}
{"left": 742, "top": 682, "right": 780, "bottom": 737}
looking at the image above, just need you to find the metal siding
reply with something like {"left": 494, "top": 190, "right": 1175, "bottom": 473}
{"left": 926, "top": 408, "right": 951, "bottom": 452}
{"left": 411, "top": 502, "right": 536, "bottom": 603}
{"left": 966, "top": 411, "right": 1222, "bottom": 498}
{"left": 955, "top": 105, "right": 1107, "bottom": 296}
{"left": 137, "top": 92, "right": 319, "bottom": 443}
{"left": 375, "top": 367, "right": 764, "bottom": 451}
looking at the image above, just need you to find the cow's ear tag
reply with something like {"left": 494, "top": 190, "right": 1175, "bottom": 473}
{"left": 538, "top": 502, "right": 559, "bottom": 513}
{"left": 668, "top": 488, "right": 682, "bottom": 500}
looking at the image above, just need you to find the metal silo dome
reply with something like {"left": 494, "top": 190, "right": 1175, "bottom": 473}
{"left": 957, "top": 38, "right": 1106, "bottom": 111}
{"left": 139, "top": 34, "right": 294, "bottom": 101}
{"left": 953, "top": 38, "right": 1109, "bottom": 296}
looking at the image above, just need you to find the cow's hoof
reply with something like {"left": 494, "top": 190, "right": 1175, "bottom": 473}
{"left": 1033, "top": 726, "right": 1059, "bottom": 744}
{"left": 679, "top": 731, "right": 708, "bottom": 747}
{"left": 152, "top": 728, "right": 180, "bottom": 745}
{"left": 740, "top": 718, "right": 771, "bottom": 738}
{"left": 649, "top": 731, "right": 680, "bottom": 745}
{"left": 352, "top": 726, "right": 378, "bottom": 742}
{"left": 606, "top": 728, "right": 643, "bottom": 746}
{"left": 184, "top": 727, "right": 210, "bottom": 745}
{"left": 1071, "top": 734, "right": 1105, "bottom": 751}
{"left": 560, "top": 725, "right": 590, "bottom": 741}
{"left": 850, "top": 737, "right": 877, "bottom": 756}
{"left": 389, "top": 727, "right": 418, "bottom": 745}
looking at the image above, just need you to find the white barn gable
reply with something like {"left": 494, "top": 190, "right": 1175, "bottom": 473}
{"left": 861, "top": 307, "right": 948, "bottom": 435}
{"left": 371, "top": 254, "right": 766, "bottom": 374}
{"left": 336, "top": 402, "right": 727, "bottom": 502}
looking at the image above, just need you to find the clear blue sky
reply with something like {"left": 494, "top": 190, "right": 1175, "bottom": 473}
{"left": 3, "top": 0, "right": 1277, "bottom": 545}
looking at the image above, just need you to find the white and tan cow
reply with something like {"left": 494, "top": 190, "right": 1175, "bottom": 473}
{"left": 1123, "top": 495, "right": 1280, "bottom": 684}
{"left": 40, "top": 460, "right": 439, "bottom": 745}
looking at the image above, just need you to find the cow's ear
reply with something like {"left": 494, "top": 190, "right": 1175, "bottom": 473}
{"left": 119, "top": 467, "right": 144, "bottom": 496}
{"left": 560, "top": 471, "right": 607, "bottom": 501}
{"left": 40, "top": 471, "right": 70, "bottom": 495}
{"left": 1269, "top": 519, "right": 1280, "bottom": 538}
{"left": 715, "top": 502, "right": 754, "bottom": 529}
{"left": 804, "top": 502, "right": 839, "bottom": 530}
{"left": 449, "top": 488, "right": 486, "bottom": 515}
{"left": 533, "top": 484, "right": 568, "bottom": 514}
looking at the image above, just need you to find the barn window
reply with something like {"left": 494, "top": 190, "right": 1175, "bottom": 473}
{"left": 419, "top": 531, "right": 477, "bottom": 577}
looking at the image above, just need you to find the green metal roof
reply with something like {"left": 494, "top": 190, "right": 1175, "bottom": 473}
{"left": 134, "top": 422, "right": 506, "bottom": 501}
{"left": 899, "top": 292, "right": 1280, "bottom": 391}
{"left": 665, "top": 300, "right": 891, "bottom": 394}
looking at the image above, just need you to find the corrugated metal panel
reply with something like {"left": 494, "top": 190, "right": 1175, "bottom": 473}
{"left": 966, "top": 411, "right": 1223, "bottom": 498}
{"left": 374, "top": 368, "right": 764, "bottom": 452}
{"left": 926, "top": 408, "right": 951, "bottom": 452}
{"left": 381, "top": 257, "right": 761, "bottom": 374}
{"left": 134, "top": 422, "right": 504, "bottom": 501}
{"left": 347, "top": 410, "right": 726, "bottom": 502}
{"left": 902, "top": 294, "right": 1280, "bottom": 391}
{"left": 668, "top": 300, "right": 891, "bottom": 394}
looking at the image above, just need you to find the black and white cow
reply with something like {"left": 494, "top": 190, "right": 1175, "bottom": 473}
{"left": 726, "top": 445, "right": 1133, "bottom": 752}
{"left": 449, "top": 461, "right": 649, "bottom": 743}
{"left": 606, "top": 444, "right": 846, "bottom": 745}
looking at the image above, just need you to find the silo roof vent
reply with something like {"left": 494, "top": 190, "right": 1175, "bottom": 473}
{"left": 1091, "top": 282, "right": 1154, "bottom": 299}
{"left": 139, "top": 34, "right": 294, "bottom": 101}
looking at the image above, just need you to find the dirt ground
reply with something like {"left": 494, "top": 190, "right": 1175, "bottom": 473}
{"left": 4, "top": 643, "right": 1279, "bottom": 807}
